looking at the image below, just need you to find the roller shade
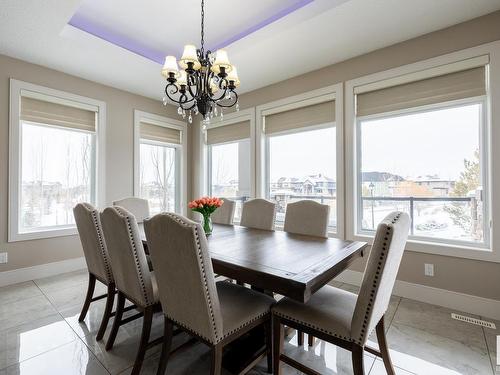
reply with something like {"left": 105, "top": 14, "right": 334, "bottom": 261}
{"left": 206, "top": 120, "right": 250, "bottom": 145}
{"left": 264, "top": 100, "right": 335, "bottom": 135}
{"left": 140, "top": 122, "right": 181, "bottom": 144}
{"left": 357, "top": 67, "right": 486, "bottom": 117}
{"left": 21, "top": 96, "right": 96, "bottom": 132}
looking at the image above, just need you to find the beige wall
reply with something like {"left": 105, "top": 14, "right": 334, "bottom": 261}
{"left": 220, "top": 11, "right": 500, "bottom": 300}
{"left": 0, "top": 54, "right": 178, "bottom": 272}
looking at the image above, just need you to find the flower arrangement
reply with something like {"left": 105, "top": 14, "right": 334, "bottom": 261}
{"left": 188, "top": 197, "right": 224, "bottom": 236}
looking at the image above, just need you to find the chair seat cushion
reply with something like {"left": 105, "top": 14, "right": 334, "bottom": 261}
{"left": 216, "top": 281, "right": 275, "bottom": 339}
{"left": 273, "top": 285, "right": 357, "bottom": 341}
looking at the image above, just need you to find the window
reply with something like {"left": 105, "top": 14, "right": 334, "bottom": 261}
{"left": 207, "top": 119, "right": 252, "bottom": 221}
{"left": 263, "top": 100, "right": 337, "bottom": 230}
{"left": 355, "top": 65, "right": 489, "bottom": 248}
{"left": 134, "top": 112, "right": 185, "bottom": 215}
{"left": 9, "top": 80, "right": 105, "bottom": 241}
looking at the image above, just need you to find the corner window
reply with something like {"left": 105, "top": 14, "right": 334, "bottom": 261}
{"left": 355, "top": 66, "right": 489, "bottom": 248}
{"left": 207, "top": 120, "right": 252, "bottom": 221}
{"left": 134, "top": 111, "right": 185, "bottom": 215}
{"left": 9, "top": 80, "right": 105, "bottom": 241}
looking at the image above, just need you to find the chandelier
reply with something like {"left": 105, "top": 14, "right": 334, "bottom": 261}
{"left": 160, "top": 0, "right": 240, "bottom": 127}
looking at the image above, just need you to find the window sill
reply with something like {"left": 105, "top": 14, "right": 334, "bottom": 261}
{"left": 9, "top": 227, "right": 78, "bottom": 242}
{"left": 351, "top": 232, "right": 499, "bottom": 263}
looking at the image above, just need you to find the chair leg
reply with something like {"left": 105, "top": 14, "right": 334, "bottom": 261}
{"left": 265, "top": 318, "right": 273, "bottom": 373}
{"left": 297, "top": 330, "right": 304, "bottom": 346}
{"left": 210, "top": 344, "right": 223, "bottom": 375}
{"left": 96, "top": 283, "right": 115, "bottom": 341}
{"left": 105, "top": 291, "right": 125, "bottom": 351}
{"left": 376, "top": 316, "right": 396, "bottom": 375}
{"left": 352, "top": 344, "right": 365, "bottom": 375}
{"left": 156, "top": 318, "right": 174, "bottom": 375}
{"left": 272, "top": 315, "right": 283, "bottom": 375}
{"left": 308, "top": 334, "right": 315, "bottom": 347}
{"left": 131, "top": 306, "right": 154, "bottom": 375}
{"left": 78, "top": 273, "right": 96, "bottom": 322}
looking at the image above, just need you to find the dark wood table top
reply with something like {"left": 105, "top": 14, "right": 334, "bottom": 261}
{"left": 140, "top": 223, "right": 367, "bottom": 303}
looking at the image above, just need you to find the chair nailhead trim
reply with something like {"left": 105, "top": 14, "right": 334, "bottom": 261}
{"left": 356, "top": 212, "right": 402, "bottom": 345}
{"left": 84, "top": 203, "right": 113, "bottom": 284}
{"left": 114, "top": 207, "right": 153, "bottom": 307}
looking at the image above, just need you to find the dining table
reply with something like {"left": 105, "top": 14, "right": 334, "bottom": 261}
{"left": 139, "top": 223, "right": 368, "bottom": 373}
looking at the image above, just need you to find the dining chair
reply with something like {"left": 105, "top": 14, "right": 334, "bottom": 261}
{"left": 211, "top": 197, "right": 236, "bottom": 225}
{"left": 112, "top": 197, "right": 150, "bottom": 222}
{"left": 272, "top": 212, "right": 410, "bottom": 375}
{"left": 283, "top": 200, "right": 330, "bottom": 347}
{"left": 100, "top": 206, "right": 161, "bottom": 375}
{"left": 144, "top": 212, "right": 276, "bottom": 375}
{"left": 240, "top": 198, "right": 276, "bottom": 231}
{"left": 73, "top": 203, "right": 115, "bottom": 341}
{"left": 284, "top": 200, "right": 330, "bottom": 238}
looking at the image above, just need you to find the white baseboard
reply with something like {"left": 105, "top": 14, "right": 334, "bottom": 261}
{"left": 332, "top": 269, "right": 500, "bottom": 321}
{"left": 0, "top": 257, "right": 87, "bottom": 287}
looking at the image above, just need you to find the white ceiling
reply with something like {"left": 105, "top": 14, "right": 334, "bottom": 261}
{"left": 1, "top": 0, "right": 500, "bottom": 101}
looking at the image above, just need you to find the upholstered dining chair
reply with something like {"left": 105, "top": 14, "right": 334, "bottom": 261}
{"left": 112, "top": 197, "right": 150, "bottom": 222}
{"left": 100, "top": 206, "right": 161, "bottom": 375}
{"left": 211, "top": 197, "right": 236, "bottom": 225}
{"left": 73, "top": 203, "right": 115, "bottom": 341}
{"left": 144, "top": 212, "right": 276, "bottom": 375}
{"left": 240, "top": 198, "right": 276, "bottom": 231}
{"left": 272, "top": 212, "right": 410, "bottom": 375}
{"left": 283, "top": 200, "right": 330, "bottom": 347}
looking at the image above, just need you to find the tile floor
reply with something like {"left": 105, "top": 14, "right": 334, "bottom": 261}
{"left": 0, "top": 270, "right": 498, "bottom": 375}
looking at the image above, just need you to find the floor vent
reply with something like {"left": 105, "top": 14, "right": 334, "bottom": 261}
{"left": 451, "top": 313, "right": 496, "bottom": 329}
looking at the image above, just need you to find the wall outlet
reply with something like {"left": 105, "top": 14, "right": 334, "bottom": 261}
{"left": 424, "top": 263, "right": 434, "bottom": 276}
{"left": 0, "top": 252, "right": 7, "bottom": 264}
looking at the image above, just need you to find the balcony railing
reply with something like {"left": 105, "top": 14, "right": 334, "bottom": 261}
{"left": 362, "top": 195, "right": 477, "bottom": 236}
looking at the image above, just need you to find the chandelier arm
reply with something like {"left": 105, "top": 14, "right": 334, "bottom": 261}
{"left": 164, "top": 83, "right": 183, "bottom": 104}
{"left": 209, "top": 81, "right": 230, "bottom": 102}
{"left": 216, "top": 90, "right": 239, "bottom": 108}
{"left": 187, "top": 74, "right": 199, "bottom": 99}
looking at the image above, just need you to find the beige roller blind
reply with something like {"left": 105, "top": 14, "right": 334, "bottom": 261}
{"left": 357, "top": 67, "right": 486, "bottom": 117}
{"left": 206, "top": 120, "right": 250, "bottom": 145}
{"left": 140, "top": 122, "right": 181, "bottom": 144}
{"left": 264, "top": 100, "right": 335, "bottom": 135}
{"left": 21, "top": 96, "right": 96, "bottom": 132}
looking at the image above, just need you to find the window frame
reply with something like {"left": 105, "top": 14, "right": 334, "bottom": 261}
{"left": 8, "top": 79, "right": 106, "bottom": 242}
{"left": 133, "top": 110, "right": 187, "bottom": 215}
{"left": 202, "top": 108, "right": 256, "bottom": 201}
{"left": 355, "top": 96, "right": 490, "bottom": 249}
{"left": 345, "top": 41, "right": 500, "bottom": 262}
{"left": 256, "top": 84, "right": 344, "bottom": 238}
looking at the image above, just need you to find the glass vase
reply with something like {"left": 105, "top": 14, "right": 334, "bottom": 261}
{"left": 202, "top": 213, "right": 213, "bottom": 236}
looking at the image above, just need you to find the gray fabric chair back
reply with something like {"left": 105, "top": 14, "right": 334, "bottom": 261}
{"left": 100, "top": 206, "right": 156, "bottom": 307}
{"left": 144, "top": 213, "right": 223, "bottom": 344}
{"left": 112, "top": 197, "right": 150, "bottom": 223}
{"left": 73, "top": 203, "right": 113, "bottom": 284}
{"left": 284, "top": 200, "right": 330, "bottom": 238}
{"left": 240, "top": 198, "right": 276, "bottom": 231}
{"left": 211, "top": 198, "right": 236, "bottom": 225}
{"left": 352, "top": 212, "right": 410, "bottom": 345}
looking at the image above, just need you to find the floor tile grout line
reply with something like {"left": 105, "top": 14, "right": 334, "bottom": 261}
{"left": 33, "top": 276, "right": 113, "bottom": 374}
{"left": 480, "top": 318, "right": 496, "bottom": 375}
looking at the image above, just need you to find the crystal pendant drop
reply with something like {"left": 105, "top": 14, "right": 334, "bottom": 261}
{"left": 194, "top": 107, "right": 199, "bottom": 115}
{"left": 225, "top": 92, "right": 231, "bottom": 100}
{"left": 162, "top": 96, "right": 167, "bottom": 106}
{"left": 220, "top": 109, "right": 223, "bottom": 121}
{"left": 236, "top": 102, "right": 240, "bottom": 111}
{"left": 188, "top": 114, "right": 193, "bottom": 124}
{"left": 182, "top": 109, "right": 186, "bottom": 119}
{"left": 214, "top": 106, "right": 218, "bottom": 116}
{"left": 177, "top": 106, "right": 183, "bottom": 115}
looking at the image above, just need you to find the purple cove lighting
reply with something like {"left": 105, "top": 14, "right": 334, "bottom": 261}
{"left": 68, "top": 0, "right": 314, "bottom": 65}
{"left": 210, "top": 0, "right": 315, "bottom": 51}
{"left": 68, "top": 13, "right": 166, "bottom": 64}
